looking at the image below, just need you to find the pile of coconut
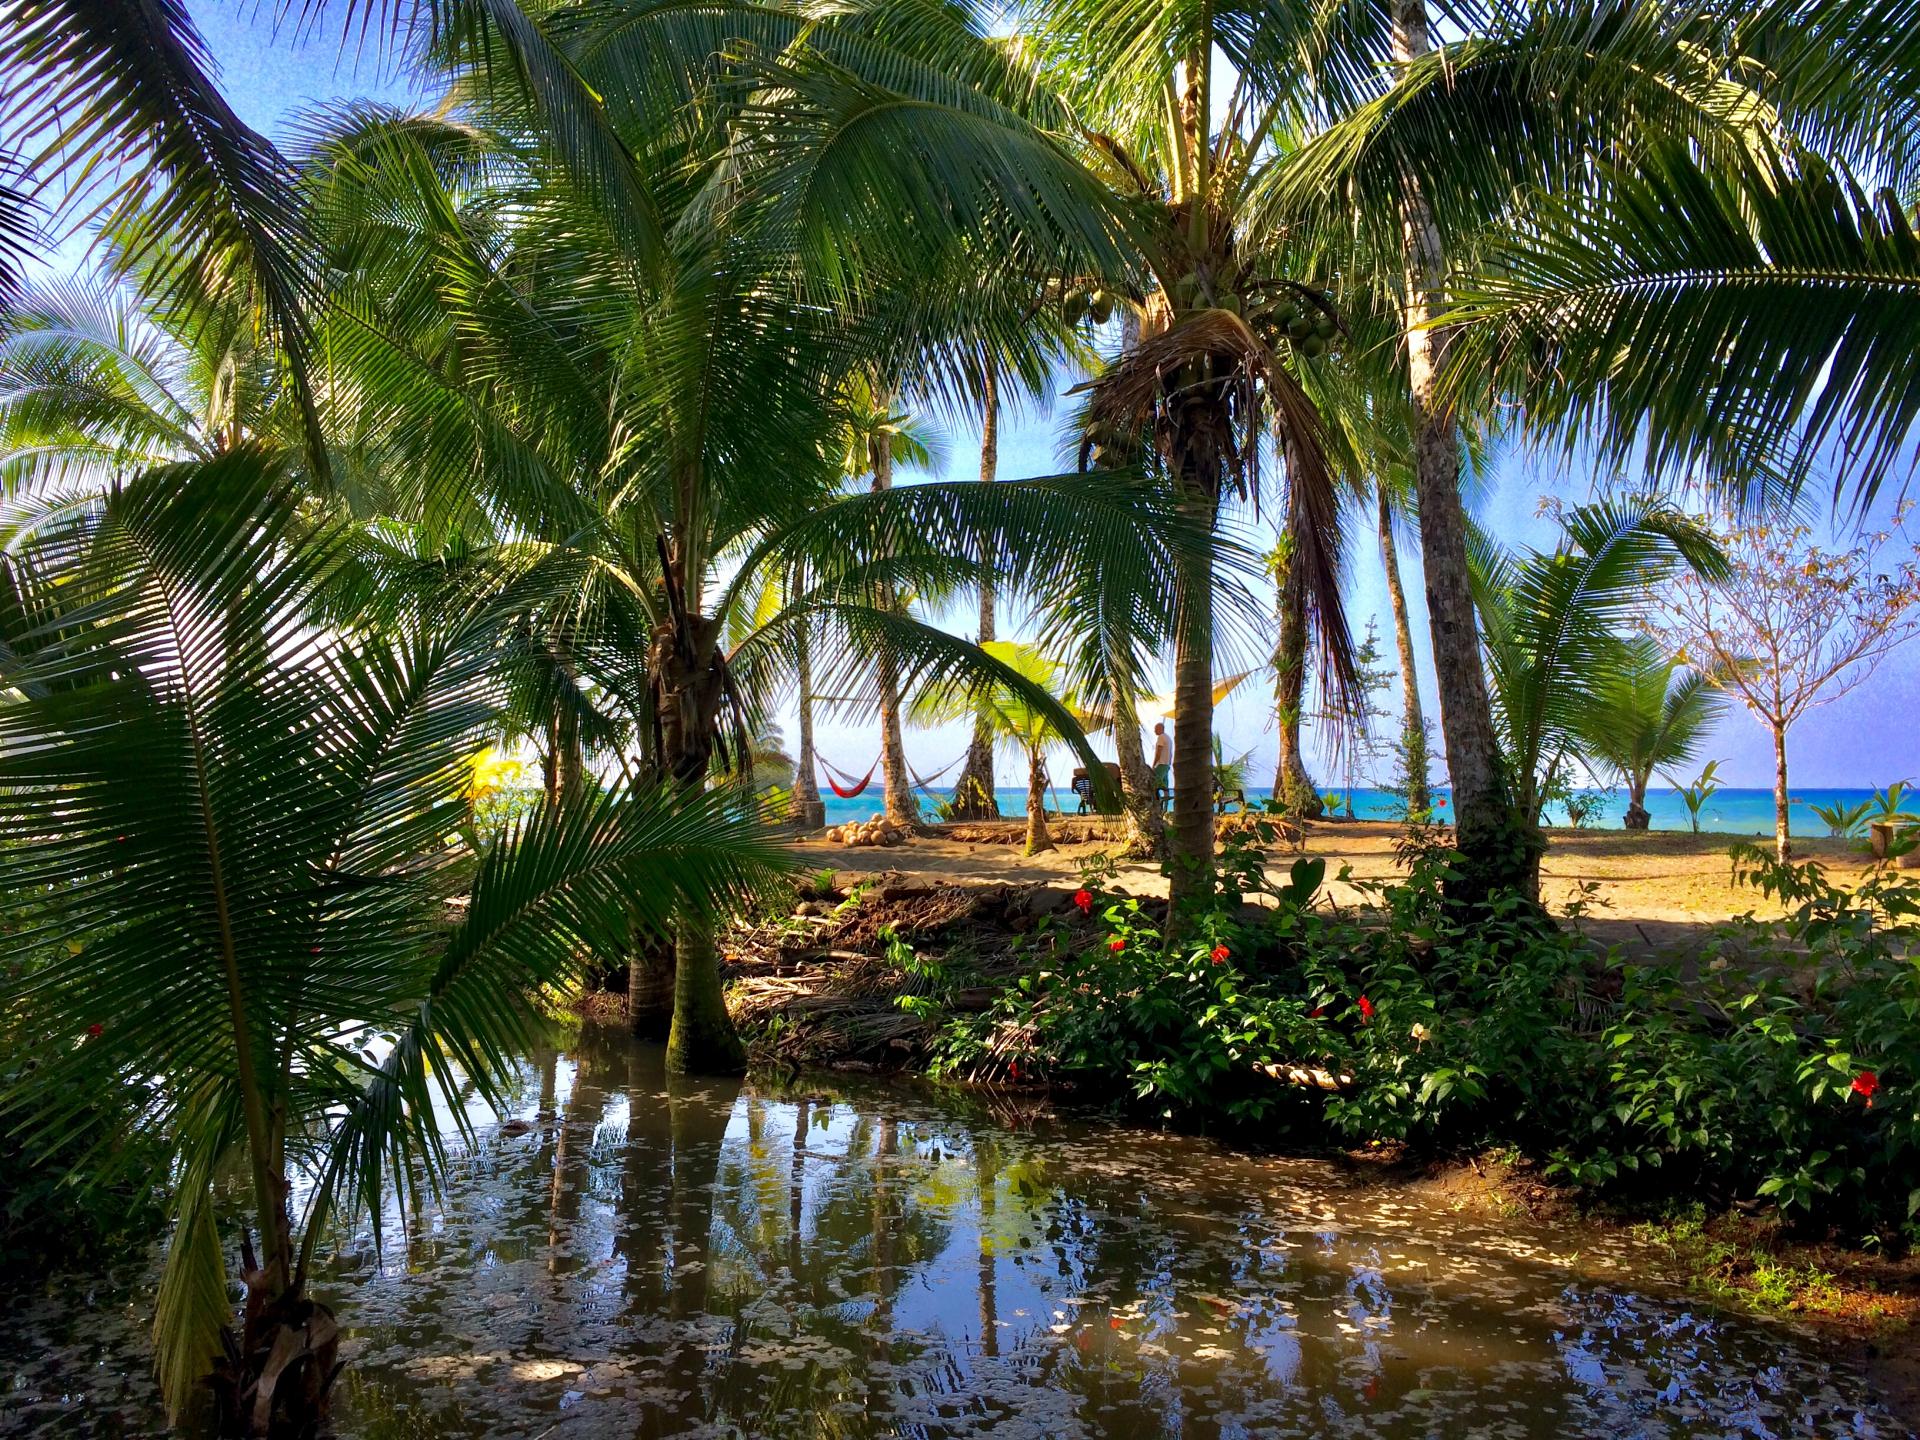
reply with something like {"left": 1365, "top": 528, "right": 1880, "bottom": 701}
{"left": 824, "top": 813, "right": 911, "bottom": 847}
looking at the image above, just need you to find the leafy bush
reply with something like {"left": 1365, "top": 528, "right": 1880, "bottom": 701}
{"left": 919, "top": 826, "right": 1920, "bottom": 1242}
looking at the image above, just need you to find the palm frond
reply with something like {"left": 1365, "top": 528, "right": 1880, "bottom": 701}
{"left": 1444, "top": 141, "right": 1920, "bottom": 510}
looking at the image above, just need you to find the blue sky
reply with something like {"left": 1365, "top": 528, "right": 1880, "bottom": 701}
{"left": 53, "top": 5, "right": 1920, "bottom": 793}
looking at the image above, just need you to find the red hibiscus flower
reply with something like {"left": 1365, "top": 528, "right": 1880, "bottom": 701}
{"left": 1209, "top": 945, "right": 1230, "bottom": 965}
{"left": 1108, "top": 938, "right": 1126, "bottom": 953}
{"left": 1852, "top": 1071, "right": 1879, "bottom": 1106}
{"left": 86, "top": 1023, "right": 103, "bottom": 1038}
{"left": 1073, "top": 889, "right": 1093, "bottom": 914}
{"left": 1009, "top": 1061, "right": 1020, "bottom": 1080}
{"left": 1108, "top": 1316, "right": 1123, "bottom": 1330}
{"left": 1357, "top": 995, "right": 1374, "bottom": 1022}
{"left": 1310, "top": 1005, "right": 1327, "bottom": 1019}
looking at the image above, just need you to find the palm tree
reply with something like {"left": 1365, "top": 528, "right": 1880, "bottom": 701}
{"left": 833, "top": 372, "right": 950, "bottom": 829}
{"left": 302, "top": 107, "right": 1197, "bottom": 1069}
{"left": 1470, "top": 497, "right": 1726, "bottom": 888}
{"left": 1578, "top": 637, "right": 1727, "bottom": 829}
{"left": 679, "top": 0, "right": 1362, "bottom": 913}
{"left": 1257, "top": 0, "right": 1920, "bottom": 891}
{"left": 0, "top": 451, "right": 783, "bottom": 1431}
{"left": 914, "top": 641, "right": 1078, "bottom": 852}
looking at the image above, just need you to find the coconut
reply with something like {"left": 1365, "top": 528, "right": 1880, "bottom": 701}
{"left": 1300, "top": 334, "right": 1328, "bottom": 359}
{"left": 1088, "top": 291, "right": 1114, "bottom": 325}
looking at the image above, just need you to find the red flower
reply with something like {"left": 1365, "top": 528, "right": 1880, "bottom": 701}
{"left": 1108, "top": 1315, "right": 1123, "bottom": 1330}
{"left": 86, "top": 1023, "right": 103, "bottom": 1038}
{"left": 1009, "top": 1061, "right": 1020, "bottom": 1080}
{"left": 1310, "top": 1005, "right": 1327, "bottom": 1019}
{"left": 1852, "top": 1071, "right": 1879, "bottom": 1106}
{"left": 1357, "top": 995, "right": 1374, "bottom": 1022}
{"left": 1209, "top": 945, "right": 1230, "bottom": 965}
{"left": 1073, "top": 889, "right": 1093, "bottom": 914}
{"left": 1108, "top": 938, "right": 1126, "bottom": 953}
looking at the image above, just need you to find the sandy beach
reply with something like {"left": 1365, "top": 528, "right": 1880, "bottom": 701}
{"left": 791, "top": 819, "right": 1891, "bottom": 955}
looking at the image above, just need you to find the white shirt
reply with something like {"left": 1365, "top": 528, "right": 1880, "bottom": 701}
{"left": 1151, "top": 731, "right": 1171, "bottom": 767}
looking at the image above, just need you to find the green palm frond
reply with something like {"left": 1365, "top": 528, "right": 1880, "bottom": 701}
{"left": 1577, "top": 633, "right": 1727, "bottom": 788}
{"left": 1260, "top": 0, "right": 1777, "bottom": 268}
{"left": 1470, "top": 495, "right": 1725, "bottom": 823}
{"left": 0, "top": 447, "right": 785, "bottom": 1412}
{"left": 1445, "top": 141, "right": 1920, "bottom": 509}
{"left": 0, "top": 0, "right": 328, "bottom": 469}
{"left": 0, "top": 275, "right": 208, "bottom": 492}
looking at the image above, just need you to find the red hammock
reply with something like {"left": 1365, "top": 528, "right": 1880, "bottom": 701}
{"left": 820, "top": 757, "right": 879, "bottom": 799}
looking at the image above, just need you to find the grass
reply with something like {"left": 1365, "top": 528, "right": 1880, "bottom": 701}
{"left": 1632, "top": 1206, "right": 1911, "bottom": 1328}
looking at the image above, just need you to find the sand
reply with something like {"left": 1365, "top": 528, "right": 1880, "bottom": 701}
{"left": 790, "top": 819, "right": 1895, "bottom": 956}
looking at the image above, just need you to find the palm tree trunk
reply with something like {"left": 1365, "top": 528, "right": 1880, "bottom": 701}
{"left": 1376, "top": 483, "right": 1430, "bottom": 815}
{"left": 1773, "top": 724, "right": 1792, "bottom": 862}
{"left": 1272, "top": 536, "right": 1321, "bottom": 817}
{"left": 1167, "top": 490, "right": 1218, "bottom": 913}
{"left": 1023, "top": 748, "right": 1055, "bottom": 853}
{"left": 1108, "top": 647, "right": 1164, "bottom": 858}
{"left": 627, "top": 917, "right": 676, "bottom": 1039}
{"left": 666, "top": 913, "right": 744, "bottom": 1075}
{"left": 1624, "top": 772, "right": 1651, "bottom": 830}
{"left": 651, "top": 606, "right": 747, "bottom": 1074}
{"left": 1393, "top": 0, "right": 1538, "bottom": 903}
{"left": 869, "top": 388, "right": 919, "bottom": 829}
{"left": 792, "top": 624, "right": 825, "bottom": 828}
{"left": 951, "top": 363, "right": 1000, "bottom": 821}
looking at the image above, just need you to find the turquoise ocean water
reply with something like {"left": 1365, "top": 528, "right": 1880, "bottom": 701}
{"left": 821, "top": 784, "right": 1885, "bottom": 836}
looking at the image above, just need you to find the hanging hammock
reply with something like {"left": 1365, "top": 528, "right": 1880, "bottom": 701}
{"left": 819, "top": 756, "right": 879, "bottom": 799}
{"left": 907, "top": 753, "right": 968, "bottom": 795}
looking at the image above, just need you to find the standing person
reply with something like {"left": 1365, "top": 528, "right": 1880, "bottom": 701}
{"left": 1151, "top": 722, "right": 1173, "bottom": 808}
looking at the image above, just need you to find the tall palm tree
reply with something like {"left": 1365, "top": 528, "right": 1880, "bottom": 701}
{"left": 0, "top": 450, "right": 784, "bottom": 1430}
{"left": 302, "top": 106, "right": 1199, "bottom": 1069}
{"left": 1258, "top": 0, "right": 1920, "bottom": 892}
{"left": 1578, "top": 636, "right": 1727, "bottom": 829}
{"left": 674, "top": 0, "right": 1361, "bottom": 912}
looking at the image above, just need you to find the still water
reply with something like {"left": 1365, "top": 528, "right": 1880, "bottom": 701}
{"left": 4, "top": 1030, "right": 1902, "bottom": 1438}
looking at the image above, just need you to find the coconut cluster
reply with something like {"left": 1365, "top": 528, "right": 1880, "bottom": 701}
{"left": 824, "top": 813, "right": 911, "bottom": 847}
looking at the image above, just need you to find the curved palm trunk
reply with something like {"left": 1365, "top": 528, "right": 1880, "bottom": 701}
{"left": 1394, "top": 0, "right": 1539, "bottom": 904}
{"left": 1376, "top": 484, "right": 1430, "bottom": 816}
{"left": 951, "top": 364, "right": 1001, "bottom": 821}
{"left": 791, "top": 624, "right": 826, "bottom": 829}
{"left": 1023, "top": 747, "right": 1054, "bottom": 853}
{"left": 869, "top": 394, "right": 919, "bottom": 829}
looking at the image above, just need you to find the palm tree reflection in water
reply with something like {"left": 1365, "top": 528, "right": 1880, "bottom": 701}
{"left": 9, "top": 1028, "right": 1895, "bottom": 1437}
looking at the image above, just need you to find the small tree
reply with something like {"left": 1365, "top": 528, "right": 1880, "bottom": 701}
{"left": 1659, "top": 508, "right": 1920, "bottom": 860}
{"left": 1578, "top": 636, "right": 1726, "bottom": 830}
{"left": 912, "top": 641, "right": 1078, "bottom": 855}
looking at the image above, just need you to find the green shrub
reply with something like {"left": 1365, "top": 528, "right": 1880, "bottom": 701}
{"left": 920, "top": 827, "right": 1920, "bottom": 1243}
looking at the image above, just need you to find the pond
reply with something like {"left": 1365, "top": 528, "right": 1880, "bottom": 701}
{"left": 3, "top": 1028, "right": 1903, "bottom": 1438}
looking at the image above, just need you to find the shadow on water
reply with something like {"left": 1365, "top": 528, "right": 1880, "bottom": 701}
{"left": 1, "top": 1027, "right": 1903, "bottom": 1438}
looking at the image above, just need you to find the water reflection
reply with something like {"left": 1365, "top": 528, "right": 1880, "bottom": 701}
{"left": 1, "top": 1028, "right": 1899, "bottom": 1438}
